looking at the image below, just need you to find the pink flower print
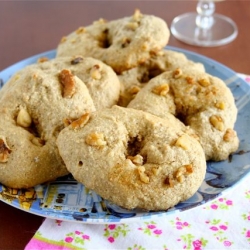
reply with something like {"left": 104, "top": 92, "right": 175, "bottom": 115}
{"left": 219, "top": 225, "right": 228, "bottom": 230}
{"left": 108, "top": 236, "right": 115, "bottom": 243}
{"left": 224, "top": 240, "right": 232, "bottom": 246}
{"left": 248, "top": 216, "right": 250, "bottom": 221}
{"left": 211, "top": 204, "right": 218, "bottom": 210}
{"left": 219, "top": 198, "right": 224, "bottom": 202}
{"left": 108, "top": 224, "right": 116, "bottom": 230}
{"left": 65, "top": 236, "right": 73, "bottom": 243}
{"left": 246, "top": 230, "right": 250, "bottom": 238}
{"left": 148, "top": 224, "right": 156, "bottom": 229}
{"left": 193, "top": 239, "right": 202, "bottom": 250}
{"left": 82, "top": 235, "right": 90, "bottom": 240}
{"left": 226, "top": 200, "right": 233, "bottom": 206}
{"left": 210, "top": 226, "right": 219, "bottom": 231}
{"left": 75, "top": 230, "right": 81, "bottom": 235}
{"left": 153, "top": 229, "right": 162, "bottom": 235}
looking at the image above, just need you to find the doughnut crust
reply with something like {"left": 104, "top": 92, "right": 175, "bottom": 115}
{"left": 118, "top": 49, "right": 205, "bottom": 106}
{"left": 56, "top": 10, "right": 170, "bottom": 73}
{"left": 0, "top": 59, "right": 97, "bottom": 188}
{"left": 128, "top": 68, "right": 239, "bottom": 161}
{"left": 57, "top": 106, "right": 206, "bottom": 211}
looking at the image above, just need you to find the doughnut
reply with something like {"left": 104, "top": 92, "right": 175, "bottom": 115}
{"left": 56, "top": 9, "right": 170, "bottom": 74}
{"left": 0, "top": 56, "right": 120, "bottom": 111}
{"left": 128, "top": 68, "right": 239, "bottom": 161}
{"left": 118, "top": 49, "right": 205, "bottom": 107}
{"left": 57, "top": 105, "right": 206, "bottom": 211}
{"left": 0, "top": 58, "right": 102, "bottom": 188}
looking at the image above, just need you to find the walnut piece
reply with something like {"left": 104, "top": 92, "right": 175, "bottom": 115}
{"left": 215, "top": 101, "right": 225, "bottom": 110}
{"left": 132, "top": 9, "right": 142, "bottom": 21}
{"left": 0, "top": 136, "right": 11, "bottom": 163}
{"left": 75, "top": 27, "right": 85, "bottom": 34}
{"left": 16, "top": 108, "right": 32, "bottom": 128}
{"left": 31, "top": 137, "right": 45, "bottom": 147}
{"left": 198, "top": 78, "right": 210, "bottom": 87}
{"left": 90, "top": 65, "right": 102, "bottom": 80}
{"left": 137, "top": 166, "right": 150, "bottom": 183}
{"left": 85, "top": 132, "right": 107, "bottom": 147}
{"left": 209, "top": 115, "right": 224, "bottom": 131}
{"left": 152, "top": 84, "right": 169, "bottom": 96}
{"left": 127, "top": 154, "right": 143, "bottom": 165}
{"left": 128, "top": 86, "right": 141, "bottom": 95}
{"left": 126, "top": 22, "right": 139, "bottom": 31}
{"left": 175, "top": 134, "right": 191, "bottom": 150}
{"left": 71, "top": 113, "right": 90, "bottom": 129}
{"left": 223, "top": 128, "right": 236, "bottom": 142}
{"left": 173, "top": 68, "right": 182, "bottom": 79}
{"left": 58, "top": 69, "right": 76, "bottom": 98}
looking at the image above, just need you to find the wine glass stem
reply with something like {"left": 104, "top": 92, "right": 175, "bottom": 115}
{"left": 196, "top": 0, "right": 215, "bottom": 29}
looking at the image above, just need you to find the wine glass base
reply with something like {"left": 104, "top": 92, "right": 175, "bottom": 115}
{"left": 171, "top": 12, "right": 238, "bottom": 47}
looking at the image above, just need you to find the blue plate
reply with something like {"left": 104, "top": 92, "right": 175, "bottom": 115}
{"left": 0, "top": 47, "right": 249, "bottom": 223}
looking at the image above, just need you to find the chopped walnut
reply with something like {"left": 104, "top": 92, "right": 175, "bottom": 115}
{"left": 198, "top": 78, "right": 210, "bottom": 87}
{"left": 164, "top": 174, "right": 175, "bottom": 187}
{"left": 58, "top": 69, "right": 76, "bottom": 98}
{"left": 60, "top": 36, "right": 67, "bottom": 43}
{"left": 126, "top": 22, "right": 139, "bottom": 31}
{"left": 185, "top": 76, "right": 194, "bottom": 84}
{"left": 209, "top": 115, "right": 224, "bottom": 131}
{"left": 16, "top": 108, "right": 32, "bottom": 128}
{"left": 31, "top": 137, "right": 45, "bottom": 147}
{"left": 175, "top": 134, "right": 190, "bottom": 150}
{"left": 223, "top": 128, "right": 236, "bottom": 142}
{"left": 71, "top": 56, "right": 84, "bottom": 65}
{"left": 0, "top": 136, "right": 11, "bottom": 163}
{"left": 37, "top": 57, "right": 49, "bottom": 63}
{"left": 71, "top": 113, "right": 90, "bottom": 129}
{"left": 173, "top": 68, "right": 182, "bottom": 79}
{"left": 215, "top": 101, "right": 225, "bottom": 110}
{"left": 132, "top": 9, "right": 142, "bottom": 21}
{"left": 152, "top": 167, "right": 160, "bottom": 176}
{"left": 152, "top": 84, "right": 169, "bottom": 96}
{"left": 85, "top": 132, "right": 107, "bottom": 147}
{"left": 127, "top": 154, "right": 143, "bottom": 165}
{"left": 75, "top": 26, "right": 85, "bottom": 34}
{"left": 128, "top": 86, "right": 141, "bottom": 95}
{"left": 137, "top": 166, "right": 150, "bottom": 183}
{"left": 90, "top": 64, "right": 102, "bottom": 80}
{"left": 121, "top": 38, "right": 131, "bottom": 48}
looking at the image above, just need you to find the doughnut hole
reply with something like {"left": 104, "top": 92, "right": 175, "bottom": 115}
{"left": 127, "top": 135, "right": 147, "bottom": 164}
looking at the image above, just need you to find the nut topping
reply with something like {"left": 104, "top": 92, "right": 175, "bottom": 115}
{"left": 90, "top": 64, "right": 102, "bottom": 80}
{"left": 209, "top": 115, "right": 224, "bottom": 131}
{"left": 223, "top": 128, "right": 236, "bottom": 142}
{"left": 127, "top": 154, "right": 143, "bottom": 165}
{"left": 71, "top": 113, "right": 90, "bottom": 129}
{"left": 137, "top": 166, "right": 150, "bottom": 183}
{"left": 0, "top": 136, "right": 11, "bottom": 163}
{"left": 175, "top": 134, "right": 191, "bottom": 150}
{"left": 16, "top": 108, "right": 32, "bottom": 128}
{"left": 173, "top": 68, "right": 182, "bottom": 79}
{"left": 152, "top": 84, "right": 169, "bottom": 96}
{"left": 85, "top": 132, "right": 107, "bottom": 147}
{"left": 58, "top": 69, "right": 76, "bottom": 98}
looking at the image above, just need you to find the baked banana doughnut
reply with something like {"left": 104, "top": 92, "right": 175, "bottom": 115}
{"left": 56, "top": 10, "right": 170, "bottom": 74}
{"left": 128, "top": 68, "right": 239, "bottom": 161}
{"left": 0, "top": 59, "right": 98, "bottom": 188}
{"left": 118, "top": 49, "right": 205, "bottom": 107}
{"left": 57, "top": 105, "right": 206, "bottom": 211}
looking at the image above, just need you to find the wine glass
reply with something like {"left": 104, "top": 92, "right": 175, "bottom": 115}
{"left": 170, "top": 0, "right": 238, "bottom": 47}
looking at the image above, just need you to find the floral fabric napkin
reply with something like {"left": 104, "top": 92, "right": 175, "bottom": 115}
{"left": 25, "top": 75, "right": 250, "bottom": 250}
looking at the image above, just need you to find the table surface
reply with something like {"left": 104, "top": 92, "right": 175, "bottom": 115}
{"left": 0, "top": 1, "right": 249, "bottom": 249}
